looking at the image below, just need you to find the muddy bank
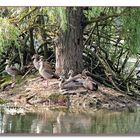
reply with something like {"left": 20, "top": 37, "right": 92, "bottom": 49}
{"left": 0, "top": 75, "right": 140, "bottom": 113}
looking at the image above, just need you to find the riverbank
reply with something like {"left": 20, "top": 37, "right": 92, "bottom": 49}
{"left": 0, "top": 74, "right": 140, "bottom": 113}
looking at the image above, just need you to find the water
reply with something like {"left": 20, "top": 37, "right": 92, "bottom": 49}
{"left": 0, "top": 108, "right": 140, "bottom": 135}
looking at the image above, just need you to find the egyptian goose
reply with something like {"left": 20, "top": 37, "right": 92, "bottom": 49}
{"left": 32, "top": 54, "right": 40, "bottom": 70}
{"left": 82, "top": 69, "right": 98, "bottom": 91}
{"left": 5, "top": 60, "right": 22, "bottom": 86}
{"left": 39, "top": 57, "right": 59, "bottom": 87}
{"left": 32, "top": 54, "right": 53, "bottom": 72}
{"left": 67, "top": 69, "right": 84, "bottom": 84}
{"left": 59, "top": 74, "right": 83, "bottom": 90}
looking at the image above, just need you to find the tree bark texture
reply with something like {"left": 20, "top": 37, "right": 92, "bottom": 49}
{"left": 29, "top": 27, "right": 35, "bottom": 55}
{"left": 55, "top": 7, "right": 84, "bottom": 75}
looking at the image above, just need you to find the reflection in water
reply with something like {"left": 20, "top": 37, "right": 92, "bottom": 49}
{"left": 0, "top": 108, "right": 140, "bottom": 135}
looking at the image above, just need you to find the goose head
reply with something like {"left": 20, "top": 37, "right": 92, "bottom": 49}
{"left": 59, "top": 75, "right": 66, "bottom": 88}
{"left": 81, "top": 69, "right": 88, "bottom": 79}
{"left": 68, "top": 69, "right": 74, "bottom": 79}
{"left": 5, "top": 59, "right": 11, "bottom": 65}
{"left": 32, "top": 54, "right": 40, "bottom": 60}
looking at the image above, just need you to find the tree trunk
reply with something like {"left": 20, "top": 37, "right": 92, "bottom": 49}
{"left": 29, "top": 27, "right": 35, "bottom": 55}
{"left": 55, "top": 7, "right": 84, "bottom": 76}
{"left": 40, "top": 16, "right": 48, "bottom": 58}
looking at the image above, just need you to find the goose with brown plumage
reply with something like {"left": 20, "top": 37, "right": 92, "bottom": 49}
{"left": 68, "top": 69, "right": 84, "bottom": 84}
{"left": 59, "top": 75, "right": 66, "bottom": 90}
{"left": 39, "top": 57, "right": 59, "bottom": 87}
{"left": 59, "top": 75, "right": 82, "bottom": 90}
{"left": 68, "top": 70, "right": 74, "bottom": 80}
{"left": 39, "top": 55, "right": 53, "bottom": 72}
{"left": 5, "top": 60, "right": 22, "bottom": 85}
{"left": 32, "top": 54, "right": 53, "bottom": 72}
{"left": 82, "top": 69, "right": 98, "bottom": 91}
{"left": 32, "top": 54, "right": 40, "bottom": 70}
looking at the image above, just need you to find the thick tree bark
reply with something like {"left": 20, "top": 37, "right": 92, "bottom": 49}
{"left": 41, "top": 32, "right": 48, "bottom": 59}
{"left": 55, "top": 7, "right": 84, "bottom": 76}
{"left": 40, "top": 15, "right": 49, "bottom": 59}
{"left": 29, "top": 27, "right": 35, "bottom": 55}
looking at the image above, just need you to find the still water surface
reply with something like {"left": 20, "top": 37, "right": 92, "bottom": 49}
{"left": 0, "top": 108, "right": 140, "bottom": 135}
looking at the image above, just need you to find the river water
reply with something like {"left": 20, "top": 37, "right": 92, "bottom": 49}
{"left": 0, "top": 107, "right": 140, "bottom": 135}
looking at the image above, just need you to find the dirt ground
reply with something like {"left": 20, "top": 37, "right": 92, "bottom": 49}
{"left": 0, "top": 75, "right": 140, "bottom": 113}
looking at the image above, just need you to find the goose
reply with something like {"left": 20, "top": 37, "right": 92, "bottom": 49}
{"left": 39, "top": 57, "right": 59, "bottom": 87}
{"left": 59, "top": 75, "right": 82, "bottom": 90}
{"left": 59, "top": 75, "right": 66, "bottom": 90}
{"left": 39, "top": 55, "right": 53, "bottom": 72}
{"left": 68, "top": 70, "right": 75, "bottom": 80}
{"left": 67, "top": 69, "right": 84, "bottom": 84}
{"left": 5, "top": 60, "right": 22, "bottom": 85}
{"left": 82, "top": 69, "right": 98, "bottom": 91}
{"left": 32, "top": 54, "right": 40, "bottom": 70}
{"left": 32, "top": 54, "right": 53, "bottom": 72}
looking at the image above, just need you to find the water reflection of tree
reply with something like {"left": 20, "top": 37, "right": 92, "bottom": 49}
{"left": 1, "top": 109, "right": 140, "bottom": 134}
{"left": 52, "top": 111, "right": 92, "bottom": 134}
{"left": 0, "top": 112, "right": 38, "bottom": 133}
{"left": 0, "top": 112, "right": 13, "bottom": 133}
{"left": 0, "top": 112, "right": 6, "bottom": 133}
{"left": 30, "top": 109, "right": 56, "bottom": 134}
{"left": 29, "top": 110, "right": 92, "bottom": 134}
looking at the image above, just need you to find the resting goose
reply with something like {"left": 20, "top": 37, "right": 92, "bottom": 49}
{"left": 68, "top": 70, "right": 74, "bottom": 80}
{"left": 59, "top": 75, "right": 66, "bottom": 90}
{"left": 67, "top": 69, "right": 84, "bottom": 84}
{"left": 59, "top": 72, "right": 84, "bottom": 91}
{"left": 82, "top": 69, "right": 98, "bottom": 91}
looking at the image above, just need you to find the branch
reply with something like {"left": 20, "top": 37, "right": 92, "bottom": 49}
{"left": 125, "top": 58, "right": 140, "bottom": 81}
{"left": 86, "top": 13, "right": 124, "bottom": 25}
{"left": 119, "top": 51, "right": 130, "bottom": 73}
{"left": 83, "top": 23, "right": 97, "bottom": 46}
{"left": 18, "top": 7, "right": 38, "bottom": 22}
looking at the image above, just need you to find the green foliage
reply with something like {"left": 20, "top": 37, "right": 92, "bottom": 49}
{"left": 46, "top": 7, "right": 67, "bottom": 31}
{"left": 122, "top": 8, "right": 140, "bottom": 54}
{"left": 58, "top": 7, "right": 67, "bottom": 31}
{"left": 84, "top": 7, "right": 104, "bottom": 20}
{"left": 0, "top": 17, "right": 20, "bottom": 52}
